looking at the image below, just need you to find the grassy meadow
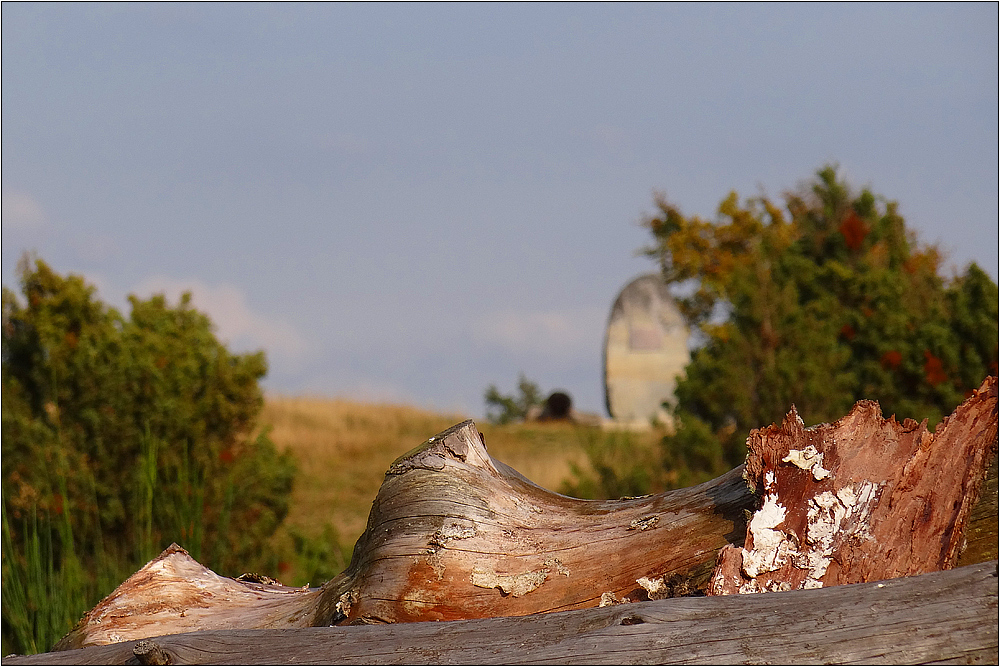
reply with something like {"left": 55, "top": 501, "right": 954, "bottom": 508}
{"left": 259, "top": 396, "right": 665, "bottom": 586}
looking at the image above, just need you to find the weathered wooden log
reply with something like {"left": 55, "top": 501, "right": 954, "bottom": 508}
{"left": 311, "top": 421, "right": 751, "bottom": 627}
{"left": 53, "top": 429, "right": 754, "bottom": 649}
{"left": 711, "top": 375, "right": 998, "bottom": 594}
{"left": 49, "top": 543, "right": 324, "bottom": 649}
{"left": 13, "top": 561, "right": 998, "bottom": 665}
{"left": 49, "top": 376, "right": 997, "bottom": 652}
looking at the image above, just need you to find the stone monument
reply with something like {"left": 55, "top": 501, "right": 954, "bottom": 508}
{"left": 603, "top": 273, "right": 690, "bottom": 426}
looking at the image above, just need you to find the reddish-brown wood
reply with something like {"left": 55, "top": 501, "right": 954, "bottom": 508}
{"left": 710, "top": 376, "right": 998, "bottom": 595}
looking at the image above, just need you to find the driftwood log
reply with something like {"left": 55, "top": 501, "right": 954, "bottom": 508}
{"left": 27, "top": 376, "right": 999, "bottom": 660}
{"left": 10, "top": 560, "right": 998, "bottom": 665}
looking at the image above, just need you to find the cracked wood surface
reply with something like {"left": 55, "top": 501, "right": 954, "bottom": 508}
{"left": 12, "top": 561, "right": 998, "bottom": 665}
{"left": 312, "top": 420, "right": 751, "bottom": 627}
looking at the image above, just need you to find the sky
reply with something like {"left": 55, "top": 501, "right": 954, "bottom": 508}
{"left": 3, "top": 3, "right": 998, "bottom": 418}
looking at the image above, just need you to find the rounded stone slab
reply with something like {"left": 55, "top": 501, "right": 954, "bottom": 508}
{"left": 603, "top": 274, "right": 690, "bottom": 424}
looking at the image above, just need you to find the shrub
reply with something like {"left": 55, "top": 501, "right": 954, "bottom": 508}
{"left": 483, "top": 374, "right": 544, "bottom": 425}
{"left": 2, "top": 257, "right": 295, "bottom": 654}
{"left": 643, "top": 166, "right": 999, "bottom": 486}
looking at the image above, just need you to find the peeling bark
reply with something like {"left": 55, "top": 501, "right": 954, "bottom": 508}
{"left": 710, "top": 375, "right": 998, "bottom": 595}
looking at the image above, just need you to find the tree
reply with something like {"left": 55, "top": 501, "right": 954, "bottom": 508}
{"left": 642, "top": 166, "right": 998, "bottom": 487}
{"left": 483, "top": 373, "right": 543, "bottom": 425}
{"left": 2, "top": 257, "right": 295, "bottom": 654}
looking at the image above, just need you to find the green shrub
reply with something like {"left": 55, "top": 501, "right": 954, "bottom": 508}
{"left": 560, "top": 428, "right": 664, "bottom": 499}
{"left": 483, "top": 374, "right": 543, "bottom": 425}
{"left": 2, "top": 258, "right": 295, "bottom": 654}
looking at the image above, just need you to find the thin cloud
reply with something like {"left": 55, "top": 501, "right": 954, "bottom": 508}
{"left": 471, "top": 307, "right": 607, "bottom": 360}
{"left": 2, "top": 191, "right": 46, "bottom": 229}
{"left": 131, "top": 276, "right": 310, "bottom": 362}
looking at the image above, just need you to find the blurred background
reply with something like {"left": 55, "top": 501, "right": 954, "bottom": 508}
{"left": 4, "top": 3, "right": 997, "bottom": 416}
{"left": 2, "top": 3, "right": 997, "bottom": 656}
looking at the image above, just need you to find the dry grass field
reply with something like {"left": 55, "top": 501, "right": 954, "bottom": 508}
{"left": 259, "top": 396, "right": 659, "bottom": 585}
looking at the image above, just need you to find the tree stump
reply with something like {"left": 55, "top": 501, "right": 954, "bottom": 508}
{"left": 710, "top": 375, "right": 997, "bottom": 594}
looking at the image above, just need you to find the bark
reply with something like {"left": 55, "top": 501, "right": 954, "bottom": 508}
{"left": 710, "top": 375, "right": 998, "bottom": 595}
{"left": 48, "top": 377, "right": 997, "bottom": 653}
{"left": 13, "top": 561, "right": 998, "bottom": 665}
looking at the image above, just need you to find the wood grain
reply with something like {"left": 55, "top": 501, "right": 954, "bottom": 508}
{"left": 11, "top": 560, "right": 997, "bottom": 665}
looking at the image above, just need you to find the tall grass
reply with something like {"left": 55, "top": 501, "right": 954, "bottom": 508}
{"left": 0, "top": 498, "right": 132, "bottom": 656}
{"left": 2, "top": 507, "right": 74, "bottom": 656}
{"left": 1, "top": 428, "right": 215, "bottom": 656}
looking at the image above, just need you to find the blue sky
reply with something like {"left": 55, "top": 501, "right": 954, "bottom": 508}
{"left": 3, "top": 3, "right": 997, "bottom": 416}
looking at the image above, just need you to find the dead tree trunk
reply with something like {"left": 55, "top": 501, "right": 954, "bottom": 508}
{"left": 49, "top": 377, "right": 997, "bottom": 653}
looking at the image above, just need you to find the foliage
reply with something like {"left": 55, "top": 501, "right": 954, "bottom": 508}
{"left": 1, "top": 258, "right": 295, "bottom": 654}
{"left": 560, "top": 428, "right": 666, "bottom": 500}
{"left": 642, "top": 165, "right": 999, "bottom": 487}
{"left": 287, "top": 524, "right": 353, "bottom": 588}
{"left": 483, "top": 373, "right": 544, "bottom": 425}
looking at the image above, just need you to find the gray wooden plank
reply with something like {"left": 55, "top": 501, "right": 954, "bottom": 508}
{"left": 6, "top": 561, "right": 996, "bottom": 666}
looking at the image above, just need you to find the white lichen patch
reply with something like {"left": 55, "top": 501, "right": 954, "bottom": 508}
{"left": 333, "top": 590, "right": 358, "bottom": 623}
{"left": 636, "top": 575, "right": 670, "bottom": 600}
{"left": 434, "top": 521, "right": 477, "bottom": 543}
{"left": 734, "top": 473, "right": 881, "bottom": 592}
{"left": 471, "top": 567, "right": 548, "bottom": 597}
{"left": 471, "top": 557, "right": 570, "bottom": 596}
{"left": 782, "top": 445, "right": 832, "bottom": 481}
{"left": 599, "top": 591, "right": 627, "bottom": 606}
{"left": 797, "top": 480, "right": 880, "bottom": 588}
{"left": 544, "top": 558, "right": 571, "bottom": 577}
{"left": 739, "top": 579, "right": 792, "bottom": 594}
{"left": 741, "top": 493, "right": 794, "bottom": 578}
{"left": 427, "top": 520, "right": 477, "bottom": 554}
{"left": 628, "top": 515, "right": 659, "bottom": 531}
{"left": 763, "top": 470, "right": 777, "bottom": 492}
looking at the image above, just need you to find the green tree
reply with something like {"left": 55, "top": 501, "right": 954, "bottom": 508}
{"left": 2, "top": 258, "right": 295, "bottom": 654}
{"left": 483, "top": 373, "right": 544, "bottom": 425}
{"left": 643, "top": 166, "right": 998, "bottom": 487}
